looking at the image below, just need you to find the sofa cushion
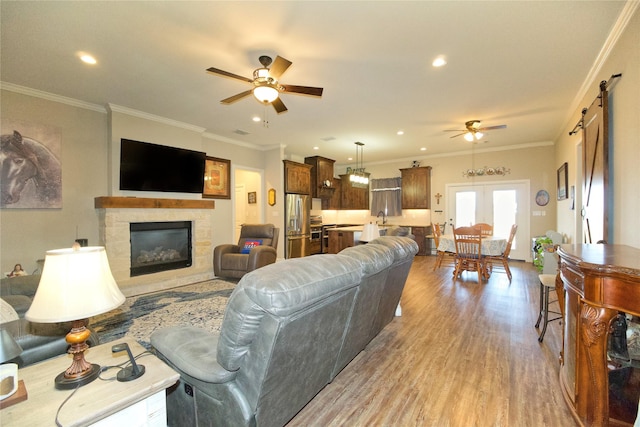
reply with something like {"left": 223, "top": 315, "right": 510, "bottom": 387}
{"left": 0, "top": 298, "right": 20, "bottom": 323}
{"left": 221, "top": 253, "right": 250, "bottom": 271}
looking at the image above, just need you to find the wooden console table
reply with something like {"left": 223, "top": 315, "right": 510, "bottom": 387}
{"left": 557, "top": 244, "right": 640, "bottom": 427}
{"left": 1, "top": 338, "right": 179, "bottom": 426}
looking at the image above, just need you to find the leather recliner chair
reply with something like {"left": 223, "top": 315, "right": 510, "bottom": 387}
{"left": 213, "top": 224, "right": 279, "bottom": 279}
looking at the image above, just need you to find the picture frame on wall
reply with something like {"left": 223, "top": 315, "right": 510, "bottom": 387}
{"left": 557, "top": 162, "right": 568, "bottom": 200}
{"left": 248, "top": 191, "right": 257, "bottom": 204}
{"left": 203, "top": 156, "right": 231, "bottom": 199}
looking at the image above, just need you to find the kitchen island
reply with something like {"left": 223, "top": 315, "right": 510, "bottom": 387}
{"left": 326, "top": 224, "right": 430, "bottom": 254}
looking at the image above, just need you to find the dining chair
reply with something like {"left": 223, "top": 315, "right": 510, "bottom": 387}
{"left": 432, "top": 223, "right": 455, "bottom": 271}
{"left": 452, "top": 226, "right": 485, "bottom": 282}
{"left": 484, "top": 224, "right": 518, "bottom": 281}
{"left": 473, "top": 223, "right": 494, "bottom": 236}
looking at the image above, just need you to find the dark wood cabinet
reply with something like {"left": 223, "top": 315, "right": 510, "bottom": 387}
{"left": 339, "top": 174, "right": 370, "bottom": 210}
{"left": 327, "top": 229, "right": 355, "bottom": 254}
{"left": 557, "top": 244, "right": 640, "bottom": 427}
{"left": 321, "top": 177, "right": 342, "bottom": 210}
{"left": 411, "top": 226, "right": 430, "bottom": 256}
{"left": 400, "top": 166, "right": 431, "bottom": 209}
{"left": 283, "top": 160, "right": 312, "bottom": 195}
{"left": 304, "top": 156, "right": 336, "bottom": 199}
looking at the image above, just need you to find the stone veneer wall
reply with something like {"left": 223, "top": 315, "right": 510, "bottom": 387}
{"left": 96, "top": 206, "right": 214, "bottom": 297}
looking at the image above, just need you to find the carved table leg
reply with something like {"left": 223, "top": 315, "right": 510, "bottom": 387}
{"left": 580, "top": 303, "right": 616, "bottom": 427}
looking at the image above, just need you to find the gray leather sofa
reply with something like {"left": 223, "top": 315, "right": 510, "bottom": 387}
{"left": 151, "top": 236, "right": 418, "bottom": 427}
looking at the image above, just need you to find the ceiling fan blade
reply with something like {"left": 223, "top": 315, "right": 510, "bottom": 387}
{"left": 220, "top": 89, "right": 253, "bottom": 104}
{"left": 449, "top": 132, "right": 466, "bottom": 139}
{"left": 443, "top": 129, "right": 466, "bottom": 132}
{"left": 206, "top": 67, "right": 253, "bottom": 83}
{"left": 281, "top": 84, "right": 324, "bottom": 97}
{"left": 478, "top": 125, "right": 507, "bottom": 131}
{"left": 269, "top": 56, "right": 292, "bottom": 79}
{"left": 271, "top": 97, "right": 288, "bottom": 114}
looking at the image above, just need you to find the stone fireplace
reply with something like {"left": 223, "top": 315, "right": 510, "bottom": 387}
{"left": 95, "top": 197, "right": 215, "bottom": 296}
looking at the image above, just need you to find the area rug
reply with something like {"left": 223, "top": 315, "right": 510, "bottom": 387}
{"left": 90, "top": 279, "right": 236, "bottom": 349}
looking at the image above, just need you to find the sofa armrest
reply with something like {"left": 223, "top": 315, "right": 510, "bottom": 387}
{"left": 247, "top": 246, "right": 277, "bottom": 271}
{"left": 151, "top": 325, "right": 237, "bottom": 384}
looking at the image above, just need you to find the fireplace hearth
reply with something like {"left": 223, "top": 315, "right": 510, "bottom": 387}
{"left": 130, "top": 221, "right": 192, "bottom": 277}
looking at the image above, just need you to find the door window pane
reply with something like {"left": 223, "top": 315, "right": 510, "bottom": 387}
{"left": 455, "top": 191, "right": 476, "bottom": 228}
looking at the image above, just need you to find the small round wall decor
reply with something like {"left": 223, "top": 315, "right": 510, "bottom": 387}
{"left": 536, "top": 190, "right": 550, "bottom": 206}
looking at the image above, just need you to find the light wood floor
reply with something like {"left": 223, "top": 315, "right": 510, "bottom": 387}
{"left": 287, "top": 255, "right": 576, "bottom": 427}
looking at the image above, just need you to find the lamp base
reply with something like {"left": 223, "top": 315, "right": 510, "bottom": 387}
{"left": 54, "top": 363, "right": 101, "bottom": 390}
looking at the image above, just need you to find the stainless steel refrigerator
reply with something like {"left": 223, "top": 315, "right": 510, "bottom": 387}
{"left": 285, "top": 193, "right": 311, "bottom": 258}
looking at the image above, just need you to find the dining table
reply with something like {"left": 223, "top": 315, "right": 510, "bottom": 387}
{"left": 437, "top": 235, "right": 508, "bottom": 256}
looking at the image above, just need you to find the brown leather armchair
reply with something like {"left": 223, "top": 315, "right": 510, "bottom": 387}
{"left": 213, "top": 224, "right": 279, "bottom": 279}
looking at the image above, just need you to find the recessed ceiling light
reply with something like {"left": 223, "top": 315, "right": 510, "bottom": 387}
{"left": 252, "top": 116, "right": 261, "bottom": 122}
{"left": 313, "top": 146, "right": 319, "bottom": 150}
{"left": 79, "top": 53, "right": 97, "bottom": 65}
{"left": 397, "top": 130, "right": 404, "bottom": 135}
{"left": 348, "top": 157, "right": 353, "bottom": 161}
{"left": 432, "top": 56, "right": 447, "bottom": 67}
{"left": 420, "top": 147, "right": 427, "bottom": 151}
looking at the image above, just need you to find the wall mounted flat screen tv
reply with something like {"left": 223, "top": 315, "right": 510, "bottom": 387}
{"left": 119, "top": 138, "right": 206, "bottom": 193}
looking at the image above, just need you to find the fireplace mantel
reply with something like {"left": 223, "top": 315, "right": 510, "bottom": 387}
{"left": 95, "top": 196, "right": 215, "bottom": 209}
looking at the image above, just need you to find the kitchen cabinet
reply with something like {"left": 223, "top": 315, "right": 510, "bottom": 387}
{"left": 304, "top": 156, "right": 336, "bottom": 199}
{"left": 400, "top": 166, "right": 431, "bottom": 209}
{"left": 321, "top": 177, "right": 341, "bottom": 210}
{"left": 283, "top": 160, "right": 312, "bottom": 195}
{"left": 327, "top": 229, "right": 355, "bottom": 254}
{"left": 411, "top": 226, "right": 430, "bottom": 256}
{"left": 339, "top": 174, "right": 370, "bottom": 210}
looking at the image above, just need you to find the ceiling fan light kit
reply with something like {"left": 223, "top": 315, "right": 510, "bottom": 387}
{"left": 446, "top": 120, "right": 506, "bottom": 141}
{"left": 207, "top": 55, "right": 323, "bottom": 114}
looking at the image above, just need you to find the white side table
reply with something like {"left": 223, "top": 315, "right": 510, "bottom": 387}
{"left": 0, "top": 338, "right": 179, "bottom": 427}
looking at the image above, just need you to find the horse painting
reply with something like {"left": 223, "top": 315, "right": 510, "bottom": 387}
{"left": 0, "top": 130, "right": 62, "bottom": 208}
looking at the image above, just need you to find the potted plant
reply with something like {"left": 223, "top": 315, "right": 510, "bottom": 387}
{"left": 533, "top": 236, "right": 554, "bottom": 272}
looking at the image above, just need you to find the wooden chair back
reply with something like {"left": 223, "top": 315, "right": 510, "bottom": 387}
{"left": 474, "top": 223, "right": 493, "bottom": 236}
{"left": 502, "top": 224, "right": 518, "bottom": 258}
{"left": 453, "top": 226, "right": 484, "bottom": 281}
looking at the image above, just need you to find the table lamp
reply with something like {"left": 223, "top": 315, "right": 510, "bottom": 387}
{"left": 25, "top": 244, "right": 125, "bottom": 390}
{"left": 360, "top": 222, "right": 380, "bottom": 242}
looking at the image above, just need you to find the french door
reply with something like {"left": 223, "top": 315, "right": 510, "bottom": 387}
{"left": 446, "top": 181, "right": 530, "bottom": 261}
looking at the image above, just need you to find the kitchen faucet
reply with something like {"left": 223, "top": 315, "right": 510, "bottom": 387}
{"left": 377, "top": 210, "right": 387, "bottom": 225}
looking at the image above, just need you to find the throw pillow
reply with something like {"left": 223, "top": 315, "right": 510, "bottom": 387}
{"left": 0, "top": 298, "right": 19, "bottom": 324}
{"left": 241, "top": 240, "right": 263, "bottom": 254}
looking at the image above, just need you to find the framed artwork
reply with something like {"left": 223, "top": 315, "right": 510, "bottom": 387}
{"left": 248, "top": 191, "right": 257, "bottom": 204}
{"left": 535, "top": 190, "right": 550, "bottom": 206}
{"left": 203, "top": 156, "right": 231, "bottom": 199}
{"left": 557, "top": 162, "right": 568, "bottom": 200}
{"left": 268, "top": 188, "right": 276, "bottom": 206}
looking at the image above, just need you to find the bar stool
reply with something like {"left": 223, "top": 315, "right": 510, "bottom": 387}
{"left": 535, "top": 274, "right": 562, "bottom": 342}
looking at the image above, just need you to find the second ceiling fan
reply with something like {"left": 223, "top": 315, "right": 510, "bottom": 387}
{"left": 445, "top": 120, "right": 507, "bottom": 141}
{"left": 206, "top": 55, "right": 323, "bottom": 114}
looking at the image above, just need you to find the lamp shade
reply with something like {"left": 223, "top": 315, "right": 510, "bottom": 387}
{"left": 0, "top": 329, "right": 22, "bottom": 363}
{"left": 360, "top": 223, "right": 380, "bottom": 242}
{"left": 253, "top": 84, "right": 279, "bottom": 103}
{"left": 25, "top": 246, "right": 125, "bottom": 323}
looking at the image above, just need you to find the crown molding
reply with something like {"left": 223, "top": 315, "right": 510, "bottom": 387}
{"left": 0, "top": 82, "right": 107, "bottom": 113}
{"left": 107, "top": 104, "right": 206, "bottom": 133}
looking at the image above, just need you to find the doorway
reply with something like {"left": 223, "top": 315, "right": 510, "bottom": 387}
{"left": 233, "top": 167, "right": 264, "bottom": 242}
{"left": 446, "top": 180, "right": 531, "bottom": 261}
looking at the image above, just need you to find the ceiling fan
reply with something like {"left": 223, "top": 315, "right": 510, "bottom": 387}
{"left": 445, "top": 120, "right": 507, "bottom": 141}
{"left": 206, "top": 55, "right": 323, "bottom": 114}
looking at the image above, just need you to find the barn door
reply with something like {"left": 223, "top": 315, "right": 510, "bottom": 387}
{"left": 581, "top": 81, "right": 609, "bottom": 244}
